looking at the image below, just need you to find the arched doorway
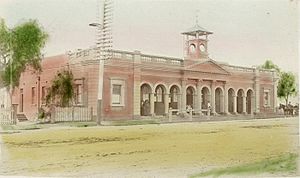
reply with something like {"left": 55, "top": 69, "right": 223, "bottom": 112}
{"left": 140, "top": 84, "right": 152, "bottom": 116}
{"left": 228, "top": 88, "right": 235, "bottom": 113}
{"left": 201, "top": 87, "right": 210, "bottom": 112}
{"left": 154, "top": 85, "right": 166, "bottom": 115}
{"left": 215, "top": 88, "right": 223, "bottom": 114}
{"left": 237, "top": 89, "right": 244, "bottom": 114}
{"left": 170, "top": 85, "right": 180, "bottom": 111}
{"left": 246, "top": 89, "right": 253, "bottom": 114}
{"left": 186, "top": 86, "right": 195, "bottom": 109}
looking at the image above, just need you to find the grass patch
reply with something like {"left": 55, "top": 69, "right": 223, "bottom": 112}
{"left": 190, "top": 153, "right": 298, "bottom": 178}
{"left": 109, "top": 119, "right": 160, "bottom": 126}
{"left": 1, "top": 124, "right": 42, "bottom": 131}
{"left": 1, "top": 122, "right": 97, "bottom": 131}
{"left": 1, "top": 117, "right": 297, "bottom": 177}
{"left": 54, "top": 121, "right": 97, "bottom": 127}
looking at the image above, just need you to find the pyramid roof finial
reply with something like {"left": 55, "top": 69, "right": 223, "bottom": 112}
{"left": 195, "top": 10, "right": 199, "bottom": 25}
{"left": 182, "top": 10, "right": 213, "bottom": 36}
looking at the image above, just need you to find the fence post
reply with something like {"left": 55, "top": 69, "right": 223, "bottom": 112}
{"left": 90, "top": 107, "right": 93, "bottom": 121}
{"left": 50, "top": 105, "right": 55, "bottom": 123}
{"left": 12, "top": 109, "right": 16, "bottom": 125}
{"left": 168, "top": 107, "right": 172, "bottom": 122}
{"left": 189, "top": 109, "right": 193, "bottom": 121}
{"left": 71, "top": 106, "right": 74, "bottom": 121}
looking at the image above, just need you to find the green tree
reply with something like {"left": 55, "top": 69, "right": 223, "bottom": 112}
{"left": 277, "top": 72, "right": 297, "bottom": 106}
{"left": 46, "top": 70, "right": 75, "bottom": 107}
{"left": 0, "top": 19, "right": 48, "bottom": 87}
{"left": 260, "top": 60, "right": 281, "bottom": 74}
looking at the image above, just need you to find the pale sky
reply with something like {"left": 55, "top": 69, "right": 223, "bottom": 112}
{"left": 0, "top": 0, "right": 298, "bottom": 74}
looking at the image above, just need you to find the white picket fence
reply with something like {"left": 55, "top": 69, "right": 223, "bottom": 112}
{"left": 53, "top": 107, "right": 93, "bottom": 122}
{"left": 0, "top": 109, "right": 15, "bottom": 125}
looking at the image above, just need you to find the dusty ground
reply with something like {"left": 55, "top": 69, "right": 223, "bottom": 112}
{"left": 0, "top": 117, "right": 298, "bottom": 177}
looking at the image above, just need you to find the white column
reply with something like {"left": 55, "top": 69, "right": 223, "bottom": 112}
{"left": 251, "top": 96, "right": 255, "bottom": 115}
{"left": 177, "top": 94, "right": 182, "bottom": 113}
{"left": 233, "top": 95, "right": 237, "bottom": 114}
{"left": 164, "top": 93, "right": 169, "bottom": 115}
{"left": 150, "top": 93, "right": 155, "bottom": 116}
{"left": 224, "top": 87, "right": 229, "bottom": 114}
{"left": 197, "top": 81, "right": 202, "bottom": 115}
{"left": 254, "top": 68, "right": 260, "bottom": 114}
{"left": 220, "top": 94, "right": 224, "bottom": 113}
{"left": 242, "top": 96, "right": 247, "bottom": 114}
{"left": 273, "top": 71, "right": 279, "bottom": 113}
{"left": 211, "top": 82, "right": 216, "bottom": 115}
{"left": 133, "top": 51, "right": 141, "bottom": 118}
{"left": 181, "top": 80, "right": 187, "bottom": 113}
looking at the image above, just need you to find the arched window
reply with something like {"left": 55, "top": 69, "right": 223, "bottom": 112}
{"left": 141, "top": 85, "right": 151, "bottom": 101}
{"left": 199, "top": 44, "right": 206, "bottom": 52}
{"left": 155, "top": 86, "right": 163, "bottom": 102}
{"left": 171, "top": 87, "right": 178, "bottom": 102}
{"left": 189, "top": 44, "right": 196, "bottom": 53}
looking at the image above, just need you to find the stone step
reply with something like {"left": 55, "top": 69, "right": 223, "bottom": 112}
{"left": 16, "top": 114, "right": 28, "bottom": 122}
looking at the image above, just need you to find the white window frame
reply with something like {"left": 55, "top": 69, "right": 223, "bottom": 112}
{"left": 31, "top": 86, "right": 36, "bottom": 105}
{"left": 263, "top": 89, "right": 271, "bottom": 107}
{"left": 110, "top": 79, "right": 125, "bottom": 107}
{"left": 75, "top": 84, "right": 83, "bottom": 105}
{"left": 41, "top": 86, "right": 46, "bottom": 105}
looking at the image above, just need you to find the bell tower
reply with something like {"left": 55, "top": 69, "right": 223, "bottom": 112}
{"left": 182, "top": 23, "right": 213, "bottom": 61}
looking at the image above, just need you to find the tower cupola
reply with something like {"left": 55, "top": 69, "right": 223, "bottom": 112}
{"left": 182, "top": 23, "right": 213, "bottom": 61}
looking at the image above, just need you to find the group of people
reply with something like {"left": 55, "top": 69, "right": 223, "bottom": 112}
{"left": 278, "top": 102, "right": 299, "bottom": 116}
{"left": 141, "top": 99, "right": 150, "bottom": 116}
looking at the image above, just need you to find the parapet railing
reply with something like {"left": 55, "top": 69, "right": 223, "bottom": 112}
{"left": 222, "top": 64, "right": 255, "bottom": 72}
{"left": 140, "top": 54, "right": 182, "bottom": 65}
{"left": 68, "top": 48, "right": 274, "bottom": 72}
{"left": 222, "top": 64, "right": 274, "bottom": 74}
{"left": 68, "top": 49, "right": 94, "bottom": 60}
{"left": 258, "top": 68, "right": 275, "bottom": 74}
{"left": 69, "top": 48, "right": 183, "bottom": 65}
{"left": 111, "top": 49, "right": 183, "bottom": 65}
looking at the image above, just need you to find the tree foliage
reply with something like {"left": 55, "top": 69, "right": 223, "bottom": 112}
{"left": 277, "top": 72, "right": 297, "bottom": 106}
{"left": 0, "top": 19, "right": 48, "bottom": 87}
{"left": 260, "top": 60, "right": 297, "bottom": 106}
{"left": 46, "top": 70, "right": 75, "bottom": 107}
{"left": 260, "top": 60, "right": 281, "bottom": 74}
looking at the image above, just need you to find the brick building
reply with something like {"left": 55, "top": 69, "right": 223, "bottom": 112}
{"left": 12, "top": 24, "right": 278, "bottom": 121}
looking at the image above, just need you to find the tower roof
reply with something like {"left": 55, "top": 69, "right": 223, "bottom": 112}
{"left": 182, "top": 24, "right": 213, "bottom": 36}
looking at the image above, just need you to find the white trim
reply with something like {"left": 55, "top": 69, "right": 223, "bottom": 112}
{"left": 140, "top": 82, "right": 154, "bottom": 93}
{"left": 236, "top": 88, "right": 245, "bottom": 97}
{"left": 154, "top": 83, "right": 168, "bottom": 92}
{"left": 185, "top": 84, "right": 197, "bottom": 92}
{"left": 110, "top": 79, "right": 125, "bottom": 107}
{"left": 263, "top": 89, "right": 271, "bottom": 107}
{"left": 168, "top": 83, "right": 181, "bottom": 92}
{"left": 200, "top": 85, "right": 211, "bottom": 94}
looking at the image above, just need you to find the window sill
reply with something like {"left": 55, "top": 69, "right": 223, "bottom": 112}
{"left": 111, "top": 104, "right": 125, "bottom": 107}
{"left": 74, "top": 104, "right": 84, "bottom": 107}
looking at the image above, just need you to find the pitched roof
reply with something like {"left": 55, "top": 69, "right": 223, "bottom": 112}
{"left": 184, "top": 59, "right": 230, "bottom": 75}
{"left": 182, "top": 24, "right": 213, "bottom": 36}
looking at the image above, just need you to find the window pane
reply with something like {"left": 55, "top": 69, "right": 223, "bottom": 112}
{"left": 75, "top": 84, "right": 83, "bottom": 104}
{"left": 41, "top": 87, "right": 46, "bottom": 104}
{"left": 32, "top": 87, "right": 36, "bottom": 104}
{"left": 264, "top": 91, "right": 269, "bottom": 106}
{"left": 112, "top": 94, "right": 121, "bottom": 104}
{"left": 113, "top": 84, "right": 121, "bottom": 95}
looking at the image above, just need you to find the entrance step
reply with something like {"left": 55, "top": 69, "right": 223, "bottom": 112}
{"left": 16, "top": 114, "right": 28, "bottom": 122}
